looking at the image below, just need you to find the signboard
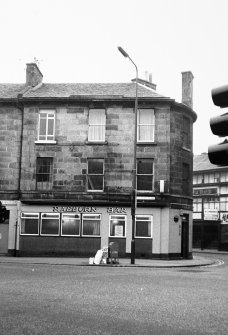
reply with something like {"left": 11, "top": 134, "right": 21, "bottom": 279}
{"left": 193, "top": 188, "right": 218, "bottom": 196}
{"left": 114, "top": 225, "right": 123, "bottom": 237}
{"left": 204, "top": 209, "right": 219, "bottom": 221}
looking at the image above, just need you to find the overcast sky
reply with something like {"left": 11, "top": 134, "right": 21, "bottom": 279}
{"left": 1, "top": 0, "right": 228, "bottom": 155}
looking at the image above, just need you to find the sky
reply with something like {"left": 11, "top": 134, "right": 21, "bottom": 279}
{"left": 0, "top": 0, "right": 228, "bottom": 155}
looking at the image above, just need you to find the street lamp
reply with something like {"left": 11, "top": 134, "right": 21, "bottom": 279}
{"left": 118, "top": 46, "right": 138, "bottom": 264}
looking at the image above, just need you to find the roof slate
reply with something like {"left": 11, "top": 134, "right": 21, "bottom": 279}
{"left": 0, "top": 84, "right": 29, "bottom": 98}
{"left": 193, "top": 152, "right": 228, "bottom": 171}
{"left": 0, "top": 82, "right": 166, "bottom": 99}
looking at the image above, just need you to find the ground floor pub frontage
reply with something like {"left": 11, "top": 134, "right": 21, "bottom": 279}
{"left": 5, "top": 202, "right": 193, "bottom": 259}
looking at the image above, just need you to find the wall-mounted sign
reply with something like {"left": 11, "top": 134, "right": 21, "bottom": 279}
{"left": 53, "top": 206, "right": 97, "bottom": 213}
{"left": 204, "top": 209, "right": 219, "bottom": 221}
{"left": 114, "top": 225, "right": 124, "bottom": 237}
{"left": 193, "top": 188, "right": 218, "bottom": 196}
{"left": 107, "top": 207, "right": 127, "bottom": 214}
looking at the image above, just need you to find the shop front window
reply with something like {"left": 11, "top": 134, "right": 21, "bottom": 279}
{"left": 20, "top": 213, "right": 39, "bottom": 235}
{"left": 109, "top": 215, "right": 126, "bottom": 237}
{"left": 135, "top": 215, "right": 152, "bottom": 238}
{"left": 61, "top": 214, "right": 80, "bottom": 236}
{"left": 82, "top": 214, "right": 101, "bottom": 236}
{"left": 41, "top": 213, "right": 60, "bottom": 236}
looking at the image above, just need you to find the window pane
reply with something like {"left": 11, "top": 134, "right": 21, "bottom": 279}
{"left": 62, "top": 214, "right": 80, "bottom": 236}
{"left": 82, "top": 215, "right": 100, "bottom": 236}
{"left": 88, "top": 159, "right": 103, "bottom": 174}
{"left": 110, "top": 215, "right": 126, "bottom": 237}
{"left": 137, "top": 175, "right": 152, "bottom": 191}
{"left": 39, "top": 118, "right": 46, "bottom": 136}
{"left": 138, "top": 125, "right": 154, "bottom": 141}
{"left": 88, "top": 175, "right": 103, "bottom": 190}
{"left": 41, "top": 214, "right": 59, "bottom": 235}
{"left": 21, "top": 213, "right": 39, "bottom": 235}
{"left": 135, "top": 216, "right": 152, "bottom": 237}
{"left": 48, "top": 119, "right": 54, "bottom": 135}
{"left": 137, "top": 160, "right": 153, "bottom": 174}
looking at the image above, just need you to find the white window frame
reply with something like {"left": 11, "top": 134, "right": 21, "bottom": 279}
{"left": 135, "top": 215, "right": 153, "bottom": 238}
{"left": 88, "top": 109, "right": 106, "bottom": 142}
{"left": 136, "top": 159, "right": 154, "bottom": 192}
{"left": 40, "top": 213, "right": 60, "bottom": 236}
{"left": 36, "top": 109, "right": 56, "bottom": 143}
{"left": 82, "top": 214, "right": 101, "bottom": 237}
{"left": 109, "top": 215, "right": 127, "bottom": 238}
{"left": 20, "top": 213, "right": 39, "bottom": 236}
{"left": 137, "top": 109, "right": 155, "bottom": 143}
{"left": 61, "top": 213, "right": 81, "bottom": 237}
{"left": 87, "top": 158, "right": 104, "bottom": 192}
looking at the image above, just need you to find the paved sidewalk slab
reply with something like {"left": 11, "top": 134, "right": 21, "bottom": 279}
{"left": 0, "top": 255, "right": 219, "bottom": 268}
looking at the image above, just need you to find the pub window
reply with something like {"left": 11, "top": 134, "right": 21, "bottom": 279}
{"left": 137, "top": 159, "right": 154, "bottom": 191}
{"left": 87, "top": 158, "right": 104, "bottom": 191}
{"left": 40, "top": 213, "right": 60, "bottom": 236}
{"left": 20, "top": 213, "right": 39, "bottom": 235}
{"left": 137, "top": 109, "right": 155, "bottom": 142}
{"left": 61, "top": 214, "right": 80, "bottom": 236}
{"left": 135, "top": 215, "right": 153, "bottom": 238}
{"left": 38, "top": 110, "right": 55, "bottom": 142}
{"left": 109, "top": 215, "right": 126, "bottom": 237}
{"left": 36, "top": 157, "right": 53, "bottom": 190}
{"left": 88, "top": 109, "right": 106, "bottom": 142}
{"left": 82, "top": 214, "right": 101, "bottom": 236}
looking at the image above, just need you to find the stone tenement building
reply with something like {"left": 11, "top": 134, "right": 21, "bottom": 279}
{"left": 0, "top": 63, "right": 197, "bottom": 259}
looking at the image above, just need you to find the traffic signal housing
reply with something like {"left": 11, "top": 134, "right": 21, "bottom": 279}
{"left": 208, "top": 85, "right": 228, "bottom": 166}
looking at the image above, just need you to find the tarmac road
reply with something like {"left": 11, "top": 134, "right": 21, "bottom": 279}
{"left": 0, "top": 252, "right": 227, "bottom": 335}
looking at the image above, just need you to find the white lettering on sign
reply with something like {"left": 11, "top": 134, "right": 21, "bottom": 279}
{"left": 53, "top": 206, "right": 97, "bottom": 213}
{"left": 107, "top": 207, "right": 127, "bottom": 214}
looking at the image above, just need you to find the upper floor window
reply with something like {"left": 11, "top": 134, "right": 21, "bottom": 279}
{"left": 182, "top": 116, "right": 191, "bottom": 149}
{"left": 87, "top": 158, "right": 104, "bottom": 191}
{"left": 193, "top": 174, "right": 203, "bottom": 184}
{"left": 36, "top": 157, "right": 53, "bottom": 190}
{"left": 88, "top": 109, "right": 106, "bottom": 142}
{"left": 38, "top": 110, "right": 55, "bottom": 142}
{"left": 137, "top": 159, "right": 154, "bottom": 191}
{"left": 220, "top": 172, "right": 228, "bottom": 182}
{"left": 137, "top": 109, "right": 155, "bottom": 142}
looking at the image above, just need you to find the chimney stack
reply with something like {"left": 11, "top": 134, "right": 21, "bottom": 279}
{"left": 181, "top": 71, "right": 194, "bottom": 109}
{"left": 26, "top": 63, "right": 43, "bottom": 87}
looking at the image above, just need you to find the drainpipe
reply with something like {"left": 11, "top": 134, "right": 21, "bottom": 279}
{"left": 15, "top": 94, "right": 24, "bottom": 256}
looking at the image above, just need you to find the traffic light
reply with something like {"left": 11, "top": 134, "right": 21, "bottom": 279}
{"left": 208, "top": 85, "right": 228, "bottom": 166}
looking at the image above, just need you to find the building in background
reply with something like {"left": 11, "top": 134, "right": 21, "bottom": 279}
{"left": 0, "top": 63, "right": 196, "bottom": 259}
{"left": 193, "top": 153, "right": 228, "bottom": 251}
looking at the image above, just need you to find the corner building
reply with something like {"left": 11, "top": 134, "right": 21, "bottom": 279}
{"left": 0, "top": 64, "right": 197, "bottom": 259}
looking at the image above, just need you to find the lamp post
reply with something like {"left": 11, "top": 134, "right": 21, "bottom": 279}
{"left": 118, "top": 46, "right": 138, "bottom": 264}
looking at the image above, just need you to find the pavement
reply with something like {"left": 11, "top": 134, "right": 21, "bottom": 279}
{"left": 0, "top": 249, "right": 226, "bottom": 268}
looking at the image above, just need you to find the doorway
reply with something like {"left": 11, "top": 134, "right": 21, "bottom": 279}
{"left": 181, "top": 214, "right": 189, "bottom": 259}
